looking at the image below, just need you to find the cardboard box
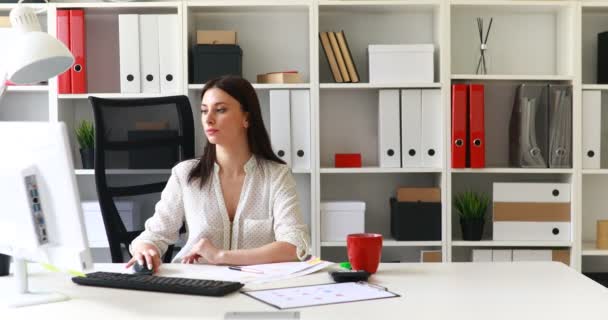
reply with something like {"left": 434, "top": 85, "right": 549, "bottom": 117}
{"left": 397, "top": 187, "right": 440, "bottom": 202}
{"left": 196, "top": 30, "right": 237, "bottom": 45}
{"left": 135, "top": 121, "right": 169, "bottom": 130}
{"left": 257, "top": 72, "right": 302, "bottom": 84}
{"left": 420, "top": 250, "right": 442, "bottom": 263}
{"left": 552, "top": 249, "right": 570, "bottom": 266}
{"left": 0, "top": 16, "right": 10, "bottom": 28}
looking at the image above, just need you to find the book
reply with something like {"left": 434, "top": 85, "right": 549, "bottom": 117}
{"left": 319, "top": 32, "right": 343, "bottom": 83}
{"left": 335, "top": 30, "right": 359, "bottom": 83}
{"left": 327, "top": 31, "right": 350, "bottom": 82}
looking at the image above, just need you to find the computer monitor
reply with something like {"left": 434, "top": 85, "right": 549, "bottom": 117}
{"left": 0, "top": 122, "right": 93, "bottom": 308}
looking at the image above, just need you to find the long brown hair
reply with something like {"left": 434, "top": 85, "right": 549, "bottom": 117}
{"left": 188, "top": 75, "right": 285, "bottom": 188}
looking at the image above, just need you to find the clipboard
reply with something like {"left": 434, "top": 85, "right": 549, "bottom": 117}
{"left": 242, "top": 282, "right": 400, "bottom": 310}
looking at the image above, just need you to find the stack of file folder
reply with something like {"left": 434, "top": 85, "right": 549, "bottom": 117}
{"left": 57, "top": 9, "right": 87, "bottom": 94}
{"left": 509, "top": 84, "right": 572, "bottom": 168}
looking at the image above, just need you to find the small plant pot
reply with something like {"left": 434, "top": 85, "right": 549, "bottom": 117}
{"left": 80, "top": 148, "right": 94, "bottom": 169}
{"left": 460, "top": 218, "right": 485, "bottom": 241}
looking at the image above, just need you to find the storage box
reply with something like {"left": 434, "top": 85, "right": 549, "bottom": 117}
{"left": 192, "top": 44, "right": 242, "bottom": 84}
{"left": 368, "top": 44, "right": 434, "bottom": 84}
{"left": 81, "top": 201, "right": 139, "bottom": 248}
{"left": 420, "top": 250, "right": 442, "bottom": 263}
{"left": 321, "top": 201, "right": 365, "bottom": 241}
{"left": 390, "top": 197, "right": 441, "bottom": 241}
{"left": 492, "top": 182, "right": 572, "bottom": 241}
{"left": 196, "top": 30, "right": 237, "bottom": 45}
{"left": 335, "top": 153, "right": 362, "bottom": 168}
{"left": 128, "top": 130, "right": 179, "bottom": 169}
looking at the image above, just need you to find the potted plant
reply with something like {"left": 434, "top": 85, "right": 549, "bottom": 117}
{"left": 75, "top": 120, "right": 95, "bottom": 169}
{"left": 454, "top": 190, "right": 489, "bottom": 241}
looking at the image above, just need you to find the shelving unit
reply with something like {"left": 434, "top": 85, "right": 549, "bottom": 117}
{"left": 3, "top": 0, "right": 608, "bottom": 273}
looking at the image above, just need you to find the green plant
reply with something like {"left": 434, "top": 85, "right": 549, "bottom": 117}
{"left": 75, "top": 120, "right": 95, "bottom": 149}
{"left": 454, "top": 190, "right": 489, "bottom": 221}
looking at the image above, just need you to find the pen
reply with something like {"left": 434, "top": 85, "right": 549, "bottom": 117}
{"left": 228, "top": 266, "right": 264, "bottom": 274}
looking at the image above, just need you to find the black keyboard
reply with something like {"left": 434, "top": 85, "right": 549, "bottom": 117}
{"left": 72, "top": 272, "right": 244, "bottom": 297}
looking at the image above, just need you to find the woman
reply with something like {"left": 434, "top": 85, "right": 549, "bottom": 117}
{"left": 126, "top": 76, "right": 310, "bottom": 273}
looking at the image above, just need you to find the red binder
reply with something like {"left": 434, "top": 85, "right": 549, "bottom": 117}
{"left": 469, "top": 84, "right": 485, "bottom": 168}
{"left": 56, "top": 10, "right": 71, "bottom": 94}
{"left": 69, "top": 9, "right": 86, "bottom": 93}
{"left": 451, "top": 84, "right": 468, "bottom": 168}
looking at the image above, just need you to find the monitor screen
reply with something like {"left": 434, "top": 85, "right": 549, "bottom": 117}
{"left": 0, "top": 122, "right": 92, "bottom": 272}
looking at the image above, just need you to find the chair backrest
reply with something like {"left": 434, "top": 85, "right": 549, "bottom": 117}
{"left": 89, "top": 95, "right": 195, "bottom": 262}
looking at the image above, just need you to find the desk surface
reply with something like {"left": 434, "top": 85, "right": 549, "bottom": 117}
{"left": 1, "top": 262, "right": 607, "bottom": 320}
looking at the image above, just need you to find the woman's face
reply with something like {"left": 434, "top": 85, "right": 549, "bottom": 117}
{"left": 201, "top": 88, "right": 249, "bottom": 146}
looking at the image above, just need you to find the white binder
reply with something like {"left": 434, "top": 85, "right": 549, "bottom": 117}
{"left": 493, "top": 182, "right": 571, "bottom": 203}
{"left": 493, "top": 222, "right": 571, "bottom": 241}
{"left": 157, "top": 14, "right": 180, "bottom": 94}
{"left": 118, "top": 14, "right": 140, "bottom": 93}
{"left": 491, "top": 249, "right": 513, "bottom": 262}
{"left": 290, "top": 90, "right": 311, "bottom": 170}
{"left": 378, "top": 90, "right": 401, "bottom": 168}
{"left": 401, "top": 89, "right": 422, "bottom": 167}
{"left": 421, "top": 89, "right": 442, "bottom": 167}
{"left": 270, "top": 90, "right": 292, "bottom": 167}
{"left": 472, "top": 249, "right": 492, "bottom": 262}
{"left": 512, "top": 249, "right": 552, "bottom": 262}
{"left": 582, "top": 90, "right": 601, "bottom": 169}
{"left": 139, "top": 15, "right": 160, "bottom": 93}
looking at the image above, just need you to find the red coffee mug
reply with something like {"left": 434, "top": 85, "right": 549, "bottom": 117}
{"left": 347, "top": 233, "right": 383, "bottom": 274}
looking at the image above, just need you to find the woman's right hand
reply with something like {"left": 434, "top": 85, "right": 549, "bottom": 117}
{"left": 125, "top": 242, "right": 161, "bottom": 273}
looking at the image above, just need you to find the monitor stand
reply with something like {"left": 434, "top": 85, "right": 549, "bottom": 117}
{"left": 5, "top": 258, "right": 69, "bottom": 308}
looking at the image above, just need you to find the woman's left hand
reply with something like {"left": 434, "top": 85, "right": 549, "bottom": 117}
{"left": 181, "top": 238, "right": 224, "bottom": 265}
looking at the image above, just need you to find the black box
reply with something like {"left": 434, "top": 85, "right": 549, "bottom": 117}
{"left": 192, "top": 44, "right": 242, "bottom": 84}
{"left": 390, "top": 198, "right": 441, "bottom": 241}
{"left": 128, "top": 130, "right": 178, "bottom": 169}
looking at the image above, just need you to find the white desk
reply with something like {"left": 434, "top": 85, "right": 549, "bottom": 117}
{"left": 1, "top": 262, "right": 607, "bottom": 320}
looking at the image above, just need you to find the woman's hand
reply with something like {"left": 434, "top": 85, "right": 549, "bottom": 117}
{"left": 182, "top": 238, "right": 224, "bottom": 265}
{"left": 125, "top": 242, "right": 162, "bottom": 273}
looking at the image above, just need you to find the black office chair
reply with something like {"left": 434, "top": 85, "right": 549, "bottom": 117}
{"left": 89, "top": 95, "right": 195, "bottom": 263}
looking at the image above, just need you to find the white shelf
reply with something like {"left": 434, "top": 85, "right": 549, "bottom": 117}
{"left": 452, "top": 241, "right": 572, "bottom": 247}
{"left": 0, "top": 3, "right": 45, "bottom": 11}
{"left": 451, "top": 74, "right": 574, "bottom": 81}
{"left": 75, "top": 169, "right": 171, "bottom": 175}
{"left": 320, "top": 83, "right": 442, "bottom": 89}
{"left": 6, "top": 86, "right": 49, "bottom": 93}
{"left": 188, "top": 83, "right": 311, "bottom": 90}
{"left": 582, "top": 242, "right": 608, "bottom": 256}
{"left": 186, "top": 0, "right": 311, "bottom": 8}
{"left": 582, "top": 84, "right": 608, "bottom": 90}
{"left": 54, "top": 2, "right": 180, "bottom": 9}
{"left": 58, "top": 93, "right": 168, "bottom": 100}
{"left": 451, "top": 168, "right": 573, "bottom": 174}
{"left": 322, "top": 240, "right": 442, "bottom": 247}
{"left": 320, "top": 167, "right": 442, "bottom": 174}
{"left": 583, "top": 169, "right": 608, "bottom": 175}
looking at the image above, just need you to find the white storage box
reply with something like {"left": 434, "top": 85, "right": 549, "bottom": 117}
{"left": 321, "top": 201, "right": 365, "bottom": 242}
{"left": 81, "top": 201, "right": 139, "bottom": 248}
{"left": 368, "top": 44, "right": 434, "bottom": 84}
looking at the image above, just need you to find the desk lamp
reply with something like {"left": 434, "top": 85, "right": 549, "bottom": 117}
{"left": 0, "top": 0, "right": 73, "bottom": 97}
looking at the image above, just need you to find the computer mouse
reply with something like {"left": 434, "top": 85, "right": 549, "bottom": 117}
{"left": 133, "top": 261, "right": 154, "bottom": 276}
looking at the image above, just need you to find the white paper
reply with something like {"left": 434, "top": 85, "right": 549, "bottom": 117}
{"left": 180, "top": 258, "right": 333, "bottom": 284}
{"left": 244, "top": 282, "right": 398, "bottom": 309}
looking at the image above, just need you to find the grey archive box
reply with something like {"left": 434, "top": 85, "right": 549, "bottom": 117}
{"left": 192, "top": 44, "right": 242, "bottom": 84}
